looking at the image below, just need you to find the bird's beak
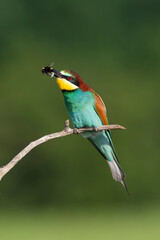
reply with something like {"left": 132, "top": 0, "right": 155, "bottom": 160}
{"left": 51, "top": 68, "right": 63, "bottom": 78}
{"left": 42, "top": 66, "right": 63, "bottom": 78}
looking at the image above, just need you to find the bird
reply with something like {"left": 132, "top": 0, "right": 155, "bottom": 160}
{"left": 42, "top": 65, "right": 128, "bottom": 194}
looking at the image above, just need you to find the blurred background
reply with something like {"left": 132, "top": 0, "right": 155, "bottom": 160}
{"left": 0, "top": 0, "right": 160, "bottom": 239}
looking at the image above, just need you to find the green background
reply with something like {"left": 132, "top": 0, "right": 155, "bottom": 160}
{"left": 0, "top": 0, "right": 160, "bottom": 239}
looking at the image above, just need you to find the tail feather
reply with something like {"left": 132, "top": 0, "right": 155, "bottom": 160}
{"left": 107, "top": 160, "right": 125, "bottom": 182}
{"left": 121, "top": 179, "right": 129, "bottom": 195}
{"left": 107, "top": 160, "right": 129, "bottom": 195}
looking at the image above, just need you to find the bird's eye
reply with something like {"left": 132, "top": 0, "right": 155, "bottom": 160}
{"left": 67, "top": 76, "right": 72, "bottom": 81}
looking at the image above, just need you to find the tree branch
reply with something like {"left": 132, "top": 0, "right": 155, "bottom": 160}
{"left": 0, "top": 120, "right": 126, "bottom": 181}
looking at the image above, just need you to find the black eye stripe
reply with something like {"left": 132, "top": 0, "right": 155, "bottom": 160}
{"left": 63, "top": 75, "right": 79, "bottom": 87}
{"left": 62, "top": 75, "right": 72, "bottom": 80}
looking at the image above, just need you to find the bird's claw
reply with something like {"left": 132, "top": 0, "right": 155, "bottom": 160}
{"left": 73, "top": 128, "right": 80, "bottom": 134}
{"left": 94, "top": 127, "right": 98, "bottom": 132}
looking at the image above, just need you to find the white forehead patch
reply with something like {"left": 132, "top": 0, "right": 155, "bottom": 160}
{"left": 60, "top": 70, "right": 73, "bottom": 77}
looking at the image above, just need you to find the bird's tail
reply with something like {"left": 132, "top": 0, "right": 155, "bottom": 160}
{"left": 88, "top": 131, "right": 129, "bottom": 194}
{"left": 107, "top": 159, "right": 129, "bottom": 195}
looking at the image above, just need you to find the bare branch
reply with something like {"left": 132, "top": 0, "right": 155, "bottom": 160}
{"left": 0, "top": 120, "right": 126, "bottom": 181}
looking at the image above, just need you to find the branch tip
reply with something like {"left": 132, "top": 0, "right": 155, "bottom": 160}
{"left": 120, "top": 126, "right": 126, "bottom": 130}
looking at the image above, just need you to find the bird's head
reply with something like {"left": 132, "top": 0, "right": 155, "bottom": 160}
{"left": 42, "top": 66, "right": 81, "bottom": 91}
{"left": 42, "top": 65, "right": 91, "bottom": 91}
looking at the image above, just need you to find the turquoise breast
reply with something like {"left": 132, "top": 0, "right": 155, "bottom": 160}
{"left": 63, "top": 89, "right": 103, "bottom": 128}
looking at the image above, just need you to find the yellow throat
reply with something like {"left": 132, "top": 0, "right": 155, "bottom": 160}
{"left": 56, "top": 78, "right": 78, "bottom": 91}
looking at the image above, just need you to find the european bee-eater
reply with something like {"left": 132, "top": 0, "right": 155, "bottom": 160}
{"left": 42, "top": 66, "right": 128, "bottom": 193}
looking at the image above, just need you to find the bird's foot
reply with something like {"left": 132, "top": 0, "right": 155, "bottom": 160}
{"left": 94, "top": 127, "right": 98, "bottom": 132}
{"left": 73, "top": 128, "right": 80, "bottom": 134}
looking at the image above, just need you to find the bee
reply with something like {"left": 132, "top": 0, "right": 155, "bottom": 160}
{"left": 42, "top": 64, "right": 54, "bottom": 77}
{"left": 42, "top": 63, "right": 63, "bottom": 78}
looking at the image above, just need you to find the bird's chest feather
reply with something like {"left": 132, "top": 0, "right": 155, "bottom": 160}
{"left": 63, "top": 89, "right": 102, "bottom": 128}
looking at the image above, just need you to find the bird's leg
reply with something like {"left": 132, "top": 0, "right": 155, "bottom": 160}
{"left": 73, "top": 128, "right": 80, "bottom": 134}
